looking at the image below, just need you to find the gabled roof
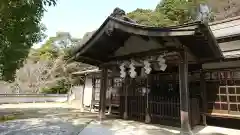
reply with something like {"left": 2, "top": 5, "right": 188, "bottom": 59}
{"left": 210, "top": 16, "right": 240, "bottom": 42}
{"left": 71, "top": 13, "right": 223, "bottom": 66}
{"left": 209, "top": 16, "right": 240, "bottom": 59}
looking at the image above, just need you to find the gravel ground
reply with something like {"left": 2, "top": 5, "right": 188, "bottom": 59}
{"left": 0, "top": 117, "right": 90, "bottom": 135}
{"left": 79, "top": 120, "right": 181, "bottom": 135}
{"left": 1, "top": 103, "right": 240, "bottom": 135}
{"left": 0, "top": 103, "right": 95, "bottom": 135}
{"left": 79, "top": 119, "right": 240, "bottom": 135}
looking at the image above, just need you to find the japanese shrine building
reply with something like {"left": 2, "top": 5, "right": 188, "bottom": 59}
{"left": 71, "top": 8, "right": 240, "bottom": 134}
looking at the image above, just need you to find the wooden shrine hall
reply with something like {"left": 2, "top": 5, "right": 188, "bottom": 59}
{"left": 71, "top": 8, "right": 223, "bottom": 135}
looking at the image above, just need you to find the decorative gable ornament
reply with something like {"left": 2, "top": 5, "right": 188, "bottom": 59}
{"left": 196, "top": 3, "right": 211, "bottom": 23}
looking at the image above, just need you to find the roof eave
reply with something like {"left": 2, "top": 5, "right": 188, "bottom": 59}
{"left": 72, "top": 17, "right": 224, "bottom": 65}
{"left": 73, "top": 17, "right": 201, "bottom": 58}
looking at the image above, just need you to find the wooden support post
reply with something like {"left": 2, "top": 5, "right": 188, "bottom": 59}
{"left": 99, "top": 68, "right": 108, "bottom": 121}
{"left": 80, "top": 75, "right": 86, "bottom": 112}
{"left": 90, "top": 77, "right": 95, "bottom": 112}
{"left": 107, "top": 84, "right": 113, "bottom": 115}
{"left": 123, "top": 77, "right": 128, "bottom": 119}
{"left": 200, "top": 70, "right": 207, "bottom": 126}
{"left": 145, "top": 76, "right": 151, "bottom": 123}
{"left": 179, "top": 51, "right": 192, "bottom": 135}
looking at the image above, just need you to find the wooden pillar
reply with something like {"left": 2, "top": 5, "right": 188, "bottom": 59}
{"left": 80, "top": 75, "right": 87, "bottom": 112}
{"left": 200, "top": 70, "right": 207, "bottom": 125}
{"left": 123, "top": 77, "right": 128, "bottom": 119}
{"left": 90, "top": 77, "right": 95, "bottom": 112}
{"left": 107, "top": 79, "right": 113, "bottom": 115}
{"left": 99, "top": 68, "right": 108, "bottom": 120}
{"left": 179, "top": 51, "right": 192, "bottom": 135}
{"left": 145, "top": 75, "right": 151, "bottom": 123}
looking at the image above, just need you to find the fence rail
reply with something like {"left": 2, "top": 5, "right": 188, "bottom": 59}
{"left": 0, "top": 94, "right": 68, "bottom": 104}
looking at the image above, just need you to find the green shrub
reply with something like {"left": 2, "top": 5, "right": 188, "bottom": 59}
{"left": 0, "top": 114, "right": 16, "bottom": 122}
{"left": 41, "top": 79, "right": 71, "bottom": 94}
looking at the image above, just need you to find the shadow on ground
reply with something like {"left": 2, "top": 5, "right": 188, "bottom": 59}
{"left": 0, "top": 117, "right": 89, "bottom": 135}
{"left": 0, "top": 108, "right": 98, "bottom": 135}
{"left": 0, "top": 108, "right": 235, "bottom": 135}
{"left": 0, "top": 108, "right": 99, "bottom": 120}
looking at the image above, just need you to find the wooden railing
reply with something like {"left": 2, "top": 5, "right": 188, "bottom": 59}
{"left": 120, "top": 96, "right": 201, "bottom": 127}
{"left": 120, "top": 96, "right": 181, "bottom": 126}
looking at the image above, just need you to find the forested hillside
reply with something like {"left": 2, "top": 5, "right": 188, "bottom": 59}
{"left": 126, "top": 0, "right": 240, "bottom": 27}
{"left": 208, "top": 0, "right": 240, "bottom": 21}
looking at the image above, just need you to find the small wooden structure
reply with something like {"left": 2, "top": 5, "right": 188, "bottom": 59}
{"left": 72, "top": 69, "right": 122, "bottom": 113}
{"left": 71, "top": 8, "right": 225, "bottom": 134}
{"left": 201, "top": 16, "right": 240, "bottom": 126}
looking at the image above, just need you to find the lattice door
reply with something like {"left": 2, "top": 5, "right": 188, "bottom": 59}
{"left": 207, "top": 70, "right": 240, "bottom": 115}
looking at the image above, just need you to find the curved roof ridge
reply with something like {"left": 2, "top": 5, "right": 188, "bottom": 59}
{"left": 109, "top": 16, "right": 203, "bottom": 29}
{"left": 72, "top": 16, "right": 204, "bottom": 56}
{"left": 71, "top": 7, "right": 223, "bottom": 63}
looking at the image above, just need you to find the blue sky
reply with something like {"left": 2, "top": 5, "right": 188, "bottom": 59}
{"left": 36, "top": 0, "right": 160, "bottom": 48}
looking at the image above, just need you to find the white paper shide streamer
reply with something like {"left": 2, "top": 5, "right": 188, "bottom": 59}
{"left": 143, "top": 60, "right": 151, "bottom": 74}
{"left": 129, "top": 62, "right": 137, "bottom": 78}
{"left": 120, "top": 63, "right": 126, "bottom": 78}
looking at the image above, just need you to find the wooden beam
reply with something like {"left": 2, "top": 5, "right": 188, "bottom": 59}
{"left": 179, "top": 50, "right": 193, "bottom": 135}
{"left": 99, "top": 68, "right": 108, "bottom": 120}
{"left": 172, "top": 37, "right": 199, "bottom": 63}
{"left": 199, "top": 24, "right": 224, "bottom": 59}
{"left": 108, "top": 47, "right": 183, "bottom": 61}
{"left": 75, "top": 54, "right": 103, "bottom": 66}
{"left": 203, "top": 60, "right": 240, "bottom": 70}
{"left": 217, "top": 34, "right": 240, "bottom": 43}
